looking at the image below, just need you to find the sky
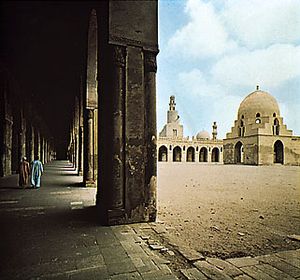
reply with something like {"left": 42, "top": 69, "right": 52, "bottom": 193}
{"left": 157, "top": 0, "right": 300, "bottom": 139}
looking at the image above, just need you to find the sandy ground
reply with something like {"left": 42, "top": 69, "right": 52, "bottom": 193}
{"left": 157, "top": 163, "right": 300, "bottom": 259}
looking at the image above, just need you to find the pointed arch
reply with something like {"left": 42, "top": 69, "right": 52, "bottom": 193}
{"left": 234, "top": 141, "right": 244, "bottom": 164}
{"left": 211, "top": 147, "right": 219, "bottom": 162}
{"left": 199, "top": 147, "right": 208, "bottom": 162}
{"left": 173, "top": 146, "right": 182, "bottom": 162}
{"left": 274, "top": 140, "right": 284, "bottom": 164}
{"left": 158, "top": 146, "right": 168, "bottom": 162}
{"left": 186, "top": 147, "right": 195, "bottom": 162}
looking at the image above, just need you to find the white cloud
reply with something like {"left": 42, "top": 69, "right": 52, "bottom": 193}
{"left": 212, "top": 44, "right": 300, "bottom": 89}
{"left": 178, "top": 69, "right": 222, "bottom": 97}
{"left": 222, "top": 0, "right": 300, "bottom": 49}
{"left": 167, "top": 0, "right": 237, "bottom": 58}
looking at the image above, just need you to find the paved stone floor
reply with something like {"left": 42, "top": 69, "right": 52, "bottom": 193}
{"left": 0, "top": 161, "right": 299, "bottom": 280}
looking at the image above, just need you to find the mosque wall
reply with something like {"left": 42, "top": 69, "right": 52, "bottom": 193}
{"left": 258, "top": 135, "right": 300, "bottom": 165}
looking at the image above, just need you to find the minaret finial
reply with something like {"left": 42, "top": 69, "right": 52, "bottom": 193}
{"left": 169, "top": 95, "right": 176, "bottom": 111}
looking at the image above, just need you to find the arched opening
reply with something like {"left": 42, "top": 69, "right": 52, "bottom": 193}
{"left": 274, "top": 140, "right": 284, "bottom": 164}
{"left": 199, "top": 147, "right": 208, "bottom": 162}
{"left": 173, "top": 146, "right": 182, "bottom": 162}
{"left": 211, "top": 147, "right": 219, "bottom": 162}
{"left": 273, "top": 118, "right": 280, "bottom": 135}
{"left": 234, "top": 141, "right": 244, "bottom": 164}
{"left": 239, "top": 120, "right": 245, "bottom": 137}
{"left": 186, "top": 147, "right": 195, "bottom": 162}
{"left": 158, "top": 146, "right": 168, "bottom": 162}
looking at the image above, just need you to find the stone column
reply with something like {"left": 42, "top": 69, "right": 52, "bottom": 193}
{"left": 78, "top": 126, "right": 84, "bottom": 176}
{"left": 40, "top": 137, "right": 44, "bottom": 163}
{"left": 35, "top": 132, "right": 41, "bottom": 161}
{"left": 144, "top": 51, "right": 158, "bottom": 221}
{"left": 19, "top": 111, "right": 26, "bottom": 160}
{"left": 110, "top": 45, "right": 125, "bottom": 211}
{"left": 84, "top": 109, "right": 95, "bottom": 186}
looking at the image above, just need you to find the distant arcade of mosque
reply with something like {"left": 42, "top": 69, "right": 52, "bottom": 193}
{"left": 158, "top": 86, "right": 300, "bottom": 165}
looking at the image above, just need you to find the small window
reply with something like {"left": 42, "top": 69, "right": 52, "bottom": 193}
{"left": 173, "top": 129, "right": 177, "bottom": 137}
{"left": 256, "top": 113, "right": 261, "bottom": 118}
{"left": 196, "top": 147, "right": 198, "bottom": 152}
{"left": 241, "top": 115, "right": 244, "bottom": 119}
{"left": 209, "top": 147, "right": 211, "bottom": 152}
{"left": 273, "top": 113, "right": 276, "bottom": 117}
{"left": 183, "top": 146, "right": 185, "bottom": 151}
{"left": 169, "top": 145, "right": 172, "bottom": 151}
{"left": 255, "top": 118, "right": 261, "bottom": 124}
{"left": 220, "top": 147, "right": 223, "bottom": 152}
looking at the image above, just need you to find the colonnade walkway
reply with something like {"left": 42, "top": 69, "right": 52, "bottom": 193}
{"left": 0, "top": 161, "right": 300, "bottom": 280}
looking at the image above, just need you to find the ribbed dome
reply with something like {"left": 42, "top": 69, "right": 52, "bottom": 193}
{"left": 238, "top": 90, "right": 280, "bottom": 119}
{"left": 196, "top": 130, "right": 210, "bottom": 140}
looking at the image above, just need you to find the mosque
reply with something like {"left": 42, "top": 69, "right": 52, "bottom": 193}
{"left": 157, "top": 96, "right": 223, "bottom": 163}
{"left": 158, "top": 88, "right": 300, "bottom": 166}
{"left": 224, "top": 86, "right": 300, "bottom": 165}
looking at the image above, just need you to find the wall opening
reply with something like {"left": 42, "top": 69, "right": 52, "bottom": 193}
{"left": 211, "top": 147, "right": 219, "bottom": 162}
{"left": 274, "top": 140, "right": 284, "bottom": 164}
{"left": 186, "top": 147, "right": 195, "bottom": 162}
{"left": 199, "top": 147, "right": 208, "bottom": 162}
{"left": 173, "top": 146, "right": 182, "bottom": 162}
{"left": 158, "top": 145, "right": 168, "bottom": 162}
{"left": 235, "top": 141, "right": 244, "bottom": 163}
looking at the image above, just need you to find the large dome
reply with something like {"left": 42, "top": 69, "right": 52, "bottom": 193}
{"left": 238, "top": 89, "right": 280, "bottom": 119}
{"left": 196, "top": 130, "right": 210, "bottom": 140}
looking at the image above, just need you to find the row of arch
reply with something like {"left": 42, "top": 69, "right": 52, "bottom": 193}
{"left": 234, "top": 140, "right": 284, "bottom": 164}
{"left": 158, "top": 146, "right": 220, "bottom": 162}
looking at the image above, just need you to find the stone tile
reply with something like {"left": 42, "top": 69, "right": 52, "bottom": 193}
{"left": 206, "top": 257, "right": 243, "bottom": 277}
{"left": 178, "top": 246, "right": 205, "bottom": 262}
{"left": 233, "top": 275, "right": 254, "bottom": 280}
{"left": 107, "top": 259, "right": 136, "bottom": 276}
{"left": 193, "top": 261, "right": 233, "bottom": 280}
{"left": 274, "top": 252, "right": 300, "bottom": 269}
{"left": 75, "top": 254, "right": 105, "bottom": 269}
{"left": 137, "top": 259, "right": 159, "bottom": 273}
{"left": 180, "top": 268, "right": 208, "bottom": 280}
{"left": 69, "top": 266, "right": 109, "bottom": 280}
{"left": 255, "top": 263, "right": 297, "bottom": 280}
{"left": 131, "top": 257, "right": 146, "bottom": 268}
{"left": 276, "top": 250, "right": 300, "bottom": 261}
{"left": 140, "top": 268, "right": 173, "bottom": 279}
{"left": 151, "top": 256, "right": 171, "bottom": 265}
{"left": 226, "top": 257, "right": 260, "bottom": 268}
{"left": 255, "top": 255, "right": 300, "bottom": 278}
{"left": 240, "top": 266, "right": 276, "bottom": 280}
{"left": 110, "top": 271, "right": 143, "bottom": 280}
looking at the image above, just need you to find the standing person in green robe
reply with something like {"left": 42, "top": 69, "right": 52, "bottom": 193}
{"left": 31, "top": 155, "right": 44, "bottom": 189}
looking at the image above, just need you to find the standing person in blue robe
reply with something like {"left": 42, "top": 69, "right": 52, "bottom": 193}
{"left": 31, "top": 155, "right": 44, "bottom": 189}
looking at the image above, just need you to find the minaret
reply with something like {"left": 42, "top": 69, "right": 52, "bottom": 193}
{"left": 169, "top": 95, "right": 176, "bottom": 111}
{"left": 212, "top": 121, "right": 217, "bottom": 140}
{"left": 167, "top": 95, "right": 179, "bottom": 123}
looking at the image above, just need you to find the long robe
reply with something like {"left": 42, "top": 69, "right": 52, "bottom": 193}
{"left": 19, "top": 160, "right": 30, "bottom": 187}
{"left": 31, "top": 160, "right": 43, "bottom": 187}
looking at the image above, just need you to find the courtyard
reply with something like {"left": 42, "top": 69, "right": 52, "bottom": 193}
{"left": 157, "top": 163, "right": 300, "bottom": 259}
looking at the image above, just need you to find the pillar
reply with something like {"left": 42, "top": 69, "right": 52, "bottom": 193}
{"left": 110, "top": 45, "right": 125, "bottom": 211}
{"left": 35, "top": 130, "right": 41, "bottom": 160}
{"left": 144, "top": 51, "right": 158, "bottom": 220}
{"left": 84, "top": 109, "right": 95, "bottom": 186}
{"left": 40, "top": 136, "right": 44, "bottom": 163}
{"left": 78, "top": 125, "right": 84, "bottom": 176}
{"left": 96, "top": 0, "right": 158, "bottom": 225}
